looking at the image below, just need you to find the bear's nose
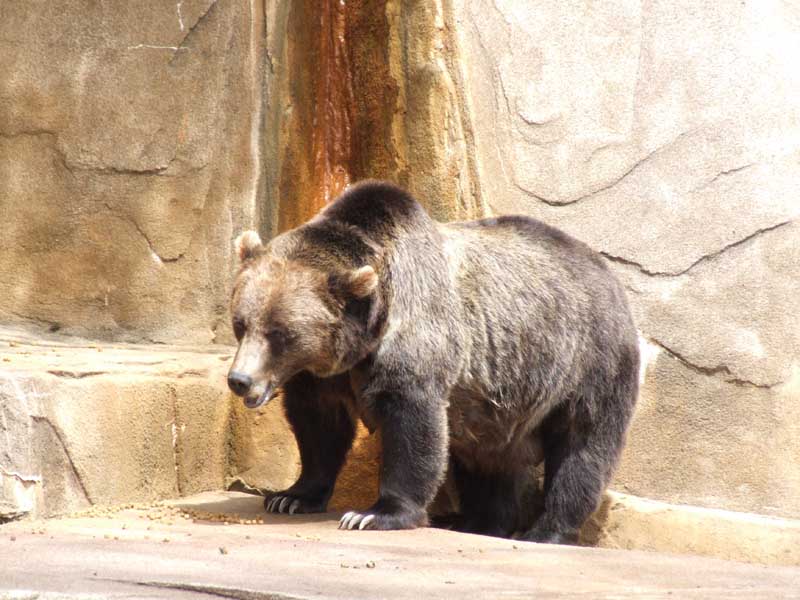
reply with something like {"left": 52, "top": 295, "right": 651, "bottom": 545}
{"left": 227, "top": 371, "right": 253, "bottom": 397}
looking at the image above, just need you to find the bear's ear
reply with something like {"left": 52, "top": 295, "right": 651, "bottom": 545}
{"left": 234, "top": 230, "right": 263, "bottom": 262}
{"left": 347, "top": 265, "right": 379, "bottom": 298}
{"left": 330, "top": 265, "right": 379, "bottom": 300}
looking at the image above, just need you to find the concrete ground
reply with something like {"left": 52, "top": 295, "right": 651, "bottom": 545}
{"left": 1, "top": 492, "right": 798, "bottom": 599}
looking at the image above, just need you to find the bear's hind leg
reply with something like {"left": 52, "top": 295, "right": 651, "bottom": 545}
{"left": 265, "top": 372, "right": 355, "bottom": 515}
{"left": 521, "top": 386, "right": 635, "bottom": 544}
{"left": 450, "top": 458, "right": 518, "bottom": 538}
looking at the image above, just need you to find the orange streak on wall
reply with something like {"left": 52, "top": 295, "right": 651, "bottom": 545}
{"left": 277, "top": 1, "right": 381, "bottom": 511}
{"left": 311, "top": 0, "right": 355, "bottom": 209}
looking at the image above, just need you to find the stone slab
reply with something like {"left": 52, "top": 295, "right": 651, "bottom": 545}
{"left": 0, "top": 328, "right": 296, "bottom": 519}
{"left": 1, "top": 491, "right": 799, "bottom": 599}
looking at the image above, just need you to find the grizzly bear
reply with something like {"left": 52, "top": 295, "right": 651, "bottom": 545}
{"left": 227, "top": 180, "right": 639, "bottom": 544}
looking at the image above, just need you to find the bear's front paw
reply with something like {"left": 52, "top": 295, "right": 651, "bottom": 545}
{"left": 264, "top": 493, "right": 326, "bottom": 515}
{"left": 338, "top": 497, "right": 427, "bottom": 531}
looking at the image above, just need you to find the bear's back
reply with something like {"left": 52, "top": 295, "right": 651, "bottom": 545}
{"left": 319, "top": 180, "right": 434, "bottom": 239}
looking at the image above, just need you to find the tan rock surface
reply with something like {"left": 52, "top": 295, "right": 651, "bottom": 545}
{"left": 587, "top": 491, "right": 800, "bottom": 567}
{"left": 2, "top": 491, "right": 799, "bottom": 599}
{"left": 0, "top": 327, "right": 274, "bottom": 519}
{"left": 0, "top": 0, "right": 266, "bottom": 344}
{"left": 449, "top": 0, "right": 800, "bottom": 517}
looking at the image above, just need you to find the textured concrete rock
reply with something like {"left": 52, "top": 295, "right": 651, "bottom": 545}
{"left": 586, "top": 491, "right": 800, "bottom": 567}
{"left": 0, "top": 0, "right": 266, "bottom": 344}
{"left": 2, "top": 492, "right": 800, "bottom": 599}
{"left": 0, "top": 328, "right": 249, "bottom": 518}
{"left": 615, "top": 345, "right": 800, "bottom": 518}
{"left": 449, "top": 0, "right": 800, "bottom": 517}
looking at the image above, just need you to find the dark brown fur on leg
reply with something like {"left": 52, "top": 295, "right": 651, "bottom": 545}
{"left": 265, "top": 372, "right": 355, "bottom": 515}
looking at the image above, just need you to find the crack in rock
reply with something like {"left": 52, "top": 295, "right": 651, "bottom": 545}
{"left": 46, "top": 370, "right": 108, "bottom": 379}
{"left": 0, "top": 466, "right": 41, "bottom": 484}
{"left": 168, "top": 386, "right": 183, "bottom": 497}
{"left": 601, "top": 220, "right": 794, "bottom": 277}
{"left": 102, "top": 203, "right": 186, "bottom": 264}
{"left": 691, "top": 162, "right": 757, "bottom": 193}
{"left": 170, "top": 0, "right": 220, "bottom": 63}
{"left": 127, "top": 43, "right": 190, "bottom": 52}
{"left": 30, "top": 415, "right": 93, "bottom": 504}
{"left": 515, "top": 129, "right": 701, "bottom": 207}
{"left": 650, "top": 338, "right": 782, "bottom": 389}
{"left": 75, "top": 148, "right": 183, "bottom": 176}
{"left": 1, "top": 128, "right": 200, "bottom": 178}
{"left": 125, "top": 581, "right": 305, "bottom": 600}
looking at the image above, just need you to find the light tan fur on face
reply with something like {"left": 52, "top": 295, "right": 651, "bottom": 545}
{"left": 230, "top": 254, "right": 344, "bottom": 399}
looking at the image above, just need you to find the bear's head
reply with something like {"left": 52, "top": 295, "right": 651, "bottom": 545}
{"left": 227, "top": 230, "right": 381, "bottom": 408}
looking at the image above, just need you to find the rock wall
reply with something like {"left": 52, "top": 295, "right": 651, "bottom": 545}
{"left": 0, "top": 0, "right": 266, "bottom": 344}
{"left": 1, "top": 0, "right": 797, "bottom": 521}
{"left": 449, "top": 0, "right": 800, "bottom": 517}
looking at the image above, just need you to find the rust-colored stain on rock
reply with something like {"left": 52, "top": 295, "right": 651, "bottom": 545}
{"left": 276, "top": 0, "right": 399, "bottom": 232}
{"left": 278, "top": 0, "right": 353, "bottom": 230}
{"left": 311, "top": 0, "right": 355, "bottom": 207}
{"left": 275, "top": 0, "right": 385, "bottom": 510}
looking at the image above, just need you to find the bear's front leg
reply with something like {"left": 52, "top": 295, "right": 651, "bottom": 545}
{"left": 339, "top": 387, "right": 448, "bottom": 530}
{"left": 266, "top": 372, "right": 356, "bottom": 515}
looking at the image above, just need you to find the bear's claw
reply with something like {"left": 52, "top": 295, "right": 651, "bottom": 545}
{"left": 266, "top": 495, "right": 295, "bottom": 513}
{"left": 264, "top": 492, "right": 327, "bottom": 515}
{"left": 338, "top": 511, "right": 376, "bottom": 530}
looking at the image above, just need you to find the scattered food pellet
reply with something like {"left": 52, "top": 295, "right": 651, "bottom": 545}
{"left": 366, "top": 561, "right": 376, "bottom": 569}
{"left": 219, "top": 547, "right": 229, "bottom": 555}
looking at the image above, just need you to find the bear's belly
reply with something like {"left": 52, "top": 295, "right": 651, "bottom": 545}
{"left": 446, "top": 386, "right": 544, "bottom": 472}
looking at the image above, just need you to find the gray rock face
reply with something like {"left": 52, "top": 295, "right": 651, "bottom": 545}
{"left": 450, "top": 0, "right": 800, "bottom": 517}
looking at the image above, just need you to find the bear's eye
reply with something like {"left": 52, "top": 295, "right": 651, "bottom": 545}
{"left": 265, "top": 328, "right": 288, "bottom": 353}
{"left": 232, "top": 318, "right": 246, "bottom": 341}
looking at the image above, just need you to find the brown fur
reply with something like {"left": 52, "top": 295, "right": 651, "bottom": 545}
{"left": 228, "top": 181, "right": 639, "bottom": 542}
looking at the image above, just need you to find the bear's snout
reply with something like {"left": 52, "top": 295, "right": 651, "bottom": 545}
{"left": 227, "top": 371, "right": 253, "bottom": 397}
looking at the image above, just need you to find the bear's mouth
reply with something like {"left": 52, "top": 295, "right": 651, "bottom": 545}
{"left": 244, "top": 383, "right": 276, "bottom": 409}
